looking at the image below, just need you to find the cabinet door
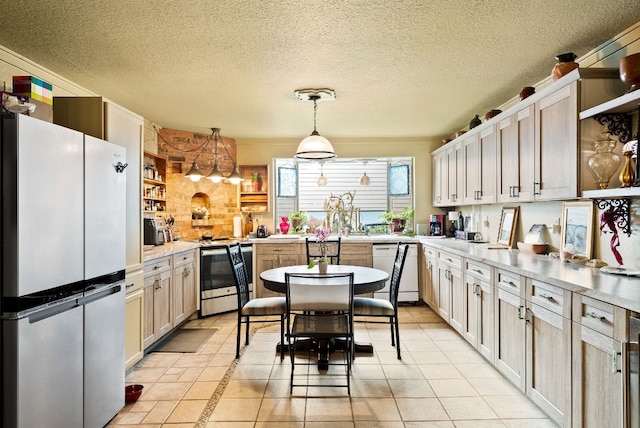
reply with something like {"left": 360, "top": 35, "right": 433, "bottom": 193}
{"left": 446, "top": 142, "right": 464, "bottom": 205}
{"left": 477, "top": 280, "right": 494, "bottom": 363}
{"left": 495, "top": 287, "right": 526, "bottom": 390}
{"left": 462, "top": 134, "right": 481, "bottom": 205}
{"left": 449, "top": 266, "right": 464, "bottom": 334}
{"left": 143, "top": 274, "right": 156, "bottom": 348}
{"left": 104, "top": 101, "right": 144, "bottom": 273}
{"left": 125, "top": 288, "right": 144, "bottom": 369}
{"left": 432, "top": 151, "right": 446, "bottom": 206}
{"left": 572, "top": 322, "right": 624, "bottom": 428}
{"left": 182, "top": 261, "right": 197, "bottom": 317}
{"left": 463, "top": 276, "right": 479, "bottom": 347}
{"left": 535, "top": 83, "right": 578, "bottom": 200}
{"left": 478, "top": 125, "right": 497, "bottom": 204}
{"left": 497, "top": 105, "right": 535, "bottom": 203}
{"left": 341, "top": 243, "right": 372, "bottom": 267}
{"left": 436, "top": 263, "right": 451, "bottom": 322}
{"left": 422, "top": 247, "right": 438, "bottom": 308}
{"left": 172, "top": 263, "right": 187, "bottom": 324}
{"left": 155, "top": 270, "right": 173, "bottom": 338}
{"left": 526, "top": 302, "right": 572, "bottom": 427}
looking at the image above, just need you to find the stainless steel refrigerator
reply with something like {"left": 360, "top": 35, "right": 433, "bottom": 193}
{"left": 1, "top": 113, "right": 127, "bottom": 427}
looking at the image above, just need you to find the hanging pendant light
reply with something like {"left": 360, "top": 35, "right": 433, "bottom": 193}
{"left": 317, "top": 162, "right": 328, "bottom": 186}
{"left": 294, "top": 88, "right": 336, "bottom": 160}
{"left": 227, "top": 163, "right": 244, "bottom": 185}
{"left": 207, "top": 128, "right": 225, "bottom": 183}
{"left": 185, "top": 162, "right": 205, "bottom": 182}
{"left": 359, "top": 160, "right": 370, "bottom": 186}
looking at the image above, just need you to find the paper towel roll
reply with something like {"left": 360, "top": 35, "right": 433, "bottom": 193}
{"left": 233, "top": 215, "right": 242, "bottom": 238}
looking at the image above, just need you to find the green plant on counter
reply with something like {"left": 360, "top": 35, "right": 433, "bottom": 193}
{"left": 289, "top": 211, "right": 307, "bottom": 233}
{"left": 379, "top": 206, "right": 414, "bottom": 223}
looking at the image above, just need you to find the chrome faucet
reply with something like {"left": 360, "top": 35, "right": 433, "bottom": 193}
{"left": 330, "top": 211, "right": 342, "bottom": 237}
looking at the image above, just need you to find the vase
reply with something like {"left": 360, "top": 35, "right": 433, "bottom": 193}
{"left": 587, "top": 132, "right": 621, "bottom": 189}
{"left": 519, "top": 86, "right": 535, "bottom": 101}
{"left": 279, "top": 216, "right": 290, "bottom": 234}
{"left": 619, "top": 142, "right": 636, "bottom": 188}
{"left": 469, "top": 115, "right": 481, "bottom": 129}
{"left": 318, "top": 260, "right": 328, "bottom": 274}
{"left": 552, "top": 52, "right": 578, "bottom": 80}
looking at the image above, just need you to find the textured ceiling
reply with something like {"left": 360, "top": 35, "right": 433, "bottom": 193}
{"left": 1, "top": 1, "right": 639, "bottom": 139}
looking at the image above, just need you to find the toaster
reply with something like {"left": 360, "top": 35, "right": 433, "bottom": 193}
{"left": 144, "top": 217, "right": 167, "bottom": 246}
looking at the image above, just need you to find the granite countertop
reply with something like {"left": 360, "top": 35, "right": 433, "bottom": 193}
{"left": 418, "top": 238, "right": 640, "bottom": 313}
{"left": 143, "top": 241, "right": 201, "bottom": 262}
{"left": 254, "top": 234, "right": 418, "bottom": 244}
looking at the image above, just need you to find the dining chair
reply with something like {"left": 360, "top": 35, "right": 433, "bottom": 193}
{"left": 353, "top": 243, "right": 409, "bottom": 360}
{"left": 227, "top": 243, "right": 287, "bottom": 360}
{"left": 285, "top": 272, "right": 355, "bottom": 394}
{"left": 305, "top": 236, "right": 342, "bottom": 265}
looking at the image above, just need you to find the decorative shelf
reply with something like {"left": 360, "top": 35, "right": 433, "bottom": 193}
{"left": 580, "top": 89, "right": 640, "bottom": 119}
{"left": 581, "top": 187, "right": 640, "bottom": 198}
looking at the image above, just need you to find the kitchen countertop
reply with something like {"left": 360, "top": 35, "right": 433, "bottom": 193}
{"left": 418, "top": 238, "right": 640, "bottom": 313}
{"left": 143, "top": 241, "right": 201, "bottom": 262}
{"left": 253, "top": 234, "right": 418, "bottom": 243}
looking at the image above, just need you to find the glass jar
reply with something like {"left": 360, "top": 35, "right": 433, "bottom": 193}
{"left": 587, "top": 132, "right": 621, "bottom": 189}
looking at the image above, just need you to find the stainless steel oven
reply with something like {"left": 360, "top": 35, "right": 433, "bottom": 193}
{"left": 628, "top": 315, "right": 640, "bottom": 427}
{"left": 199, "top": 243, "right": 253, "bottom": 317}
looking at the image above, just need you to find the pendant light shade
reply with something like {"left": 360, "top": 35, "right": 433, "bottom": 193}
{"left": 317, "top": 162, "right": 328, "bottom": 186}
{"left": 185, "top": 162, "right": 205, "bottom": 182}
{"left": 294, "top": 88, "right": 336, "bottom": 160}
{"left": 227, "top": 163, "right": 244, "bottom": 185}
{"left": 359, "top": 160, "right": 370, "bottom": 186}
{"left": 207, "top": 160, "right": 224, "bottom": 183}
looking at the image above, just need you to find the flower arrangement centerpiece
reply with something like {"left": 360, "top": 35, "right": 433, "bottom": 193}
{"left": 308, "top": 227, "right": 331, "bottom": 273}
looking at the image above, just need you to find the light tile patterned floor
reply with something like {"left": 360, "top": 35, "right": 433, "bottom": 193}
{"left": 109, "top": 305, "right": 558, "bottom": 427}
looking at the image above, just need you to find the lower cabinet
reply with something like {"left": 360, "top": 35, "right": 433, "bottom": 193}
{"left": 143, "top": 257, "right": 172, "bottom": 349}
{"left": 255, "top": 243, "right": 305, "bottom": 298}
{"left": 172, "top": 250, "right": 197, "bottom": 325}
{"left": 495, "top": 269, "right": 526, "bottom": 390}
{"left": 421, "top": 245, "right": 438, "bottom": 308}
{"left": 124, "top": 269, "right": 144, "bottom": 369}
{"left": 463, "top": 260, "right": 494, "bottom": 363}
{"left": 571, "top": 294, "right": 626, "bottom": 428}
{"left": 436, "top": 250, "right": 462, "bottom": 325}
{"left": 341, "top": 242, "right": 372, "bottom": 267}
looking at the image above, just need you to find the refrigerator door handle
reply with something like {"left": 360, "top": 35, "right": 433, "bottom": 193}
{"left": 80, "top": 283, "right": 123, "bottom": 305}
{"left": 28, "top": 299, "right": 80, "bottom": 324}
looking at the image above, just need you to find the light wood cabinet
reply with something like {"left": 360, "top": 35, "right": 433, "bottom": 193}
{"left": 255, "top": 243, "right": 305, "bottom": 297}
{"left": 124, "top": 278, "right": 144, "bottom": 369}
{"left": 495, "top": 269, "right": 526, "bottom": 391}
{"left": 497, "top": 104, "right": 536, "bottom": 202}
{"left": 341, "top": 242, "right": 372, "bottom": 267}
{"left": 143, "top": 256, "right": 172, "bottom": 349}
{"left": 421, "top": 245, "right": 438, "bottom": 308}
{"left": 432, "top": 150, "right": 446, "bottom": 206}
{"left": 143, "top": 151, "right": 168, "bottom": 214}
{"left": 436, "top": 251, "right": 462, "bottom": 327}
{"left": 463, "top": 260, "right": 494, "bottom": 363}
{"left": 445, "top": 142, "right": 464, "bottom": 206}
{"left": 525, "top": 279, "right": 572, "bottom": 427}
{"left": 172, "top": 249, "right": 197, "bottom": 325}
{"left": 238, "top": 164, "right": 269, "bottom": 212}
{"left": 571, "top": 294, "right": 627, "bottom": 428}
{"left": 463, "top": 126, "right": 497, "bottom": 204}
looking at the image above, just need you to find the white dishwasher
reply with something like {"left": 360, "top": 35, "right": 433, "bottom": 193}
{"left": 372, "top": 243, "right": 418, "bottom": 303}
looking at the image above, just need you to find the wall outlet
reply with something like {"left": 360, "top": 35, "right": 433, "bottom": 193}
{"left": 552, "top": 218, "right": 561, "bottom": 234}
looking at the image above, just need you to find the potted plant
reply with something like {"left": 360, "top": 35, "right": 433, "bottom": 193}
{"left": 289, "top": 211, "right": 307, "bottom": 233}
{"left": 379, "top": 207, "right": 414, "bottom": 233}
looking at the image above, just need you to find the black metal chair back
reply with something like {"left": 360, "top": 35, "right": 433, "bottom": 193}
{"left": 305, "top": 237, "right": 342, "bottom": 265}
{"left": 389, "top": 243, "right": 410, "bottom": 306}
{"left": 227, "top": 243, "right": 250, "bottom": 309}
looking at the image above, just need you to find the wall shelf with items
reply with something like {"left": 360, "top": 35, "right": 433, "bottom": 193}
{"left": 238, "top": 164, "right": 269, "bottom": 212}
{"left": 143, "top": 151, "right": 168, "bottom": 213}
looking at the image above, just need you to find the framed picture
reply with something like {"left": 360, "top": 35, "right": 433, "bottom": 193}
{"left": 496, "top": 206, "right": 520, "bottom": 247}
{"left": 388, "top": 164, "right": 410, "bottom": 195}
{"left": 277, "top": 166, "right": 297, "bottom": 197}
{"left": 561, "top": 201, "right": 594, "bottom": 258}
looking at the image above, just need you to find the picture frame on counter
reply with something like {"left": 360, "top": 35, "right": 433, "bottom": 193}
{"left": 561, "top": 201, "right": 594, "bottom": 258}
{"left": 496, "top": 206, "right": 520, "bottom": 248}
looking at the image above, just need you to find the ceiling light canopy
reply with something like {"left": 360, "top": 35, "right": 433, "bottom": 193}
{"left": 294, "top": 88, "right": 336, "bottom": 160}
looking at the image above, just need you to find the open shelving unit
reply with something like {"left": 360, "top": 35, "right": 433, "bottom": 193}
{"left": 143, "top": 151, "right": 168, "bottom": 214}
{"left": 238, "top": 164, "right": 269, "bottom": 213}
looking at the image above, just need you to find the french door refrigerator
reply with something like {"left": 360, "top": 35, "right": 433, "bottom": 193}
{"left": 1, "top": 113, "right": 127, "bottom": 428}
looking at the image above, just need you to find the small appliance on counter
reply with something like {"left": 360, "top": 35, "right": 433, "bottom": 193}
{"left": 144, "top": 217, "right": 167, "bottom": 245}
{"left": 455, "top": 230, "right": 477, "bottom": 241}
{"left": 257, "top": 225, "right": 269, "bottom": 238}
{"left": 429, "top": 214, "right": 445, "bottom": 236}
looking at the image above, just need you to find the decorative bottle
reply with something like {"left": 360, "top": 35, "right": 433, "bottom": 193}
{"left": 551, "top": 52, "right": 578, "bottom": 80}
{"left": 619, "top": 141, "right": 636, "bottom": 188}
{"left": 587, "top": 132, "right": 621, "bottom": 189}
{"left": 279, "top": 216, "right": 290, "bottom": 234}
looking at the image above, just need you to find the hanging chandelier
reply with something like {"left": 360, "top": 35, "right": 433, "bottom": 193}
{"left": 184, "top": 128, "right": 243, "bottom": 184}
{"left": 294, "top": 88, "right": 336, "bottom": 160}
{"left": 359, "top": 160, "right": 370, "bottom": 186}
{"left": 317, "top": 161, "right": 328, "bottom": 186}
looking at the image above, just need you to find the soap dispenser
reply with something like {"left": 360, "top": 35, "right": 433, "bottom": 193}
{"left": 458, "top": 211, "right": 464, "bottom": 231}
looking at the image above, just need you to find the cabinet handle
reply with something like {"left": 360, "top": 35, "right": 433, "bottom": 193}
{"left": 612, "top": 351, "right": 622, "bottom": 374}
{"left": 586, "top": 311, "right": 606, "bottom": 321}
{"left": 446, "top": 258, "right": 453, "bottom": 263}
{"left": 154, "top": 279, "right": 160, "bottom": 290}
{"left": 508, "top": 185, "right": 513, "bottom": 198}
{"left": 533, "top": 182, "right": 540, "bottom": 195}
{"left": 153, "top": 265, "right": 160, "bottom": 270}
{"left": 513, "top": 185, "right": 519, "bottom": 197}
{"left": 427, "top": 261, "right": 432, "bottom": 270}
{"left": 518, "top": 305, "right": 525, "bottom": 320}
{"left": 473, "top": 268, "right": 484, "bottom": 275}
{"left": 538, "top": 293, "right": 554, "bottom": 301}
{"left": 502, "top": 280, "right": 517, "bottom": 288}
{"left": 125, "top": 283, "right": 135, "bottom": 289}
{"left": 185, "top": 267, "right": 191, "bottom": 277}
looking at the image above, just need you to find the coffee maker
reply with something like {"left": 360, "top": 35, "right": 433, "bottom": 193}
{"left": 429, "top": 214, "right": 445, "bottom": 236}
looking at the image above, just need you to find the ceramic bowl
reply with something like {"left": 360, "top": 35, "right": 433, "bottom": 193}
{"left": 125, "top": 384, "right": 144, "bottom": 402}
{"left": 620, "top": 52, "right": 640, "bottom": 92}
{"left": 484, "top": 109, "right": 502, "bottom": 121}
{"left": 517, "top": 242, "right": 547, "bottom": 254}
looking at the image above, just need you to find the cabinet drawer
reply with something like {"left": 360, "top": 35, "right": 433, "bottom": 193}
{"left": 572, "top": 294, "right": 615, "bottom": 337}
{"left": 173, "top": 249, "right": 196, "bottom": 267}
{"left": 422, "top": 245, "right": 437, "bottom": 258}
{"left": 257, "top": 243, "right": 302, "bottom": 255}
{"left": 438, "top": 251, "right": 461, "bottom": 267}
{"left": 496, "top": 269, "right": 522, "bottom": 297}
{"left": 144, "top": 256, "right": 171, "bottom": 274}
{"left": 528, "top": 279, "right": 569, "bottom": 318}
{"left": 465, "top": 260, "right": 492, "bottom": 282}
{"left": 341, "top": 243, "right": 372, "bottom": 255}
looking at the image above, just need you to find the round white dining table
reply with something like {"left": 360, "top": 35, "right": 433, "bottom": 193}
{"left": 259, "top": 264, "right": 390, "bottom": 295}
